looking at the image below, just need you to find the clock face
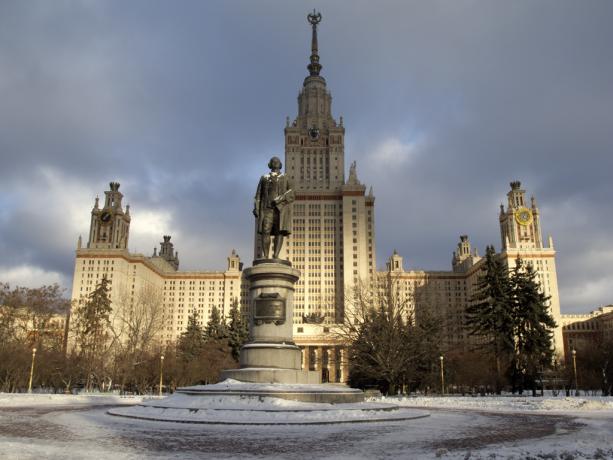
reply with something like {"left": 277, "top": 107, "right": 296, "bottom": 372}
{"left": 308, "top": 127, "right": 320, "bottom": 140}
{"left": 101, "top": 211, "right": 112, "bottom": 223}
{"left": 514, "top": 207, "right": 532, "bottom": 226}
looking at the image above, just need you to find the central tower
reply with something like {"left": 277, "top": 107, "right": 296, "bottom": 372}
{"left": 283, "top": 12, "right": 376, "bottom": 334}
{"left": 284, "top": 11, "right": 345, "bottom": 192}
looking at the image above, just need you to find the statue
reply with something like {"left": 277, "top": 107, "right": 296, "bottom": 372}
{"left": 253, "top": 156, "right": 295, "bottom": 259}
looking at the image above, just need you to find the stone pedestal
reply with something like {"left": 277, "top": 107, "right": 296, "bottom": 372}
{"left": 221, "top": 259, "right": 320, "bottom": 384}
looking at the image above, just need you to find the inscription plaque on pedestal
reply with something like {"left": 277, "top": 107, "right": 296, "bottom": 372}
{"left": 254, "top": 293, "right": 286, "bottom": 325}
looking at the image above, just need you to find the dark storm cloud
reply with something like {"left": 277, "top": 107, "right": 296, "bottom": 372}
{"left": 0, "top": 0, "right": 611, "bottom": 312}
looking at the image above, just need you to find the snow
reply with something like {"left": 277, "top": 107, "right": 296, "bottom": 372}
{"left": 109, "top": 386, "right": 423, "bottom": 424}
{"left": 0, "top": 393, "right": 612, "bottom": 459}
{"left": 386, "top": 395, "right": 613, "bottom": 414}
{"left": 0, "top": 392, "right": 148, "bottom": 408}
{"left": 180, "top": 378, "right": 361, "bottom": 393}
{"left": 140, "top": 393, "right": 380, "bottom": 410}
{"left": 110, "top": 404, "right": 428, "bottom": 425}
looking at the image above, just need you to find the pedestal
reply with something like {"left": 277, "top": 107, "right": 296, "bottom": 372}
{"left": 221, "top": 259, "right": 321, "bottom": 384}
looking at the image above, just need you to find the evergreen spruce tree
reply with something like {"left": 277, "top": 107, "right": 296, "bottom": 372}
{"left": 177, "top": 311, "right": 206, "bottom": 362}
{"left": 73, "top": 277, "right": 112, "bottom": 390}
{"left": 509, "top": 258, "right": 557, "bottom": 395}
{"left": 204, "top": 306, "right": 227, "bottom": 340}
{"left": 466, "top": 245, "right": 514, "bottom": 393}
{"left": 227, "top": 300, "right": 249, "bottom": 361}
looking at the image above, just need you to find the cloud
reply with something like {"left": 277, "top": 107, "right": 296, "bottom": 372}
{"left": 367, "top": 137, "right": 423, "bottom": 170}
{"left": 0, "top": 265, "right": 67, "bottom": 290}
{"left": 0, "top": 1, "right": 612, "bottom": 313}
{"left": 129, "top": 209, "right": 176, "bottom": 255}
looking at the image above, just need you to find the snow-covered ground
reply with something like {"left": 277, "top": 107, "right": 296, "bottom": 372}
{"left": 0, "top": 392, "right": 148, "bottom": 407}
{"left": 387, "top": 394, "right": 613, "bottom": 414}
{"left": 0, "top": 393, "right": 612, "bottom": 459}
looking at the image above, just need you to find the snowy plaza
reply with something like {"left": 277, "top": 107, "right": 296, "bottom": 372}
{"left": 1, "top": 393, "right": 612, "bottom": 459}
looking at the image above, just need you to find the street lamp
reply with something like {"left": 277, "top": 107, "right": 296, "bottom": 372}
{"left": 159, "top": 354, "right": 165, "bottom": 397}
{"left": 572, "top": 348, "right": 579, "bottom": 396}
{"left": 27, "top": 347, "right": 37, "bottom": 393}
{"left": 439, "top": 355, "right": 445, "bottom": 395}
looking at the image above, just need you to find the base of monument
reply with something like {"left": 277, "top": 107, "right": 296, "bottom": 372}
{"left": 220, "top": 367, "right": 321, "bottom": 386}
{"left": 178, "top": 378, "right": 363, "bottom": 403}
{"left": 107, "top": 379, "right": 430, "bottom": 425}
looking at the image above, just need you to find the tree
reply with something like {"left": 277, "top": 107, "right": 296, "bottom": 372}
{"left": 509, "top": 258, "right": 557, "bottom": 395}
{"left": 111, "top": 285, "right": 165, "bottom": 392}
{"left": 205, "top": 306, "right": 227, "bottom": 340}
{"left": 336, "top": 276, "right": 442, "bottom": 395}
{"left": 0, "top": 283, "right": 69, "bottom": 349}
{"left": 175, "top": 311, "right": 236, "bottom": 386}
{"left": 0, "top": 283, "right": 70, "bottom": 392}
{"left": 178, "top": 312, "right": 206, "bottom": 362}
{"left": 573, "top": 334, "right": 613, "bottom": 396}
{"left": 466, "top": 245, "right": 514, "bottom": 393}
{"left": 227, "top": 300, "right": 248, "bottom": 361}
{"left": 72, "top": 277, "right": 113, "bottom": 391}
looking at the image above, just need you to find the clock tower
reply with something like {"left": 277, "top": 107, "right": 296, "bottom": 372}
{"left": 499, "top": 180, "right": 563, "bottom": 353}
{"left": 499, "top": 181, "right": 543, "bottom": 250}
{"left": 87, "top": 182, "right": 131, "bottom": 250}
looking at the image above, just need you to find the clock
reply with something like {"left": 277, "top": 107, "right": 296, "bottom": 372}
{"left": 308, "top": 126, "right": 320, "bottom": 141}
{"left": 514, "top": 207, "right": 532, "bottom": 226}
{"left": 100, "top": 211, "right": 112, "bottom": 223}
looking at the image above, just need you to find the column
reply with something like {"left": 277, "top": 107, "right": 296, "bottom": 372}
{"left": 340, "top": 348, "right": 349, "bottom": 383}
{"left": 316, "top": 346, "right": 323, "bottom": 371}
{"left": 328, "top": 347, "right": 337, "bottom": 383}
{"left": 303, "top": 346, "right": 311, "bottom": 371}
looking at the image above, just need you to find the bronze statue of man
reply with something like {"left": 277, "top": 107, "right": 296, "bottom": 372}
{"left": 253, "top": 156, "right": 295, "bottom": 259}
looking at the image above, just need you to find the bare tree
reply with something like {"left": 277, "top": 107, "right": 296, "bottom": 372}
{"left": 335, "top": 275, "right": 442, "bottom": 394}
{"left": 110, "top": 284, "right": 165, "bottom": 393}
{"left": 113, "top": 285, "right": 165, "bottom": 354}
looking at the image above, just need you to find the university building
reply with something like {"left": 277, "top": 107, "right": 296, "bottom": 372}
{"left": 70, "top": 15, "right": 564, "bottom": 382}
{"left": 561, "top": 306, "right": 613, "bottom": 358}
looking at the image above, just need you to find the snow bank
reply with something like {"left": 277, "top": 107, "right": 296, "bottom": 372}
{"left": 0, "top": 393, "right": 147, "bottom": 408}
{"left": 387, "top": 395, "right": 613, "bottom": 413}
{"left": 110, "top": 403, "right": 429, "bottom": 425}
{"left": 184, "top": 378, "right": 357, "bottom": 393}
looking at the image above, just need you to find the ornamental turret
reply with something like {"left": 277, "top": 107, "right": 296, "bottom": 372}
{"left": 87, "top": 182, "right": 131, "bottom": 250}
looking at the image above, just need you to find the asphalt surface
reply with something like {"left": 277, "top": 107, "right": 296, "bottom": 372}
{"left": 0, "top": 404, "right": 594, "bottom": 459}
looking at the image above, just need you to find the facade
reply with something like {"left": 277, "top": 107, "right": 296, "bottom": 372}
{"left": 69, "top": 14, "right": 566, "bottom": 380}
{"left": 71, "top": 189, "right": 245, "bottom": 346}
{"left": 498, "top": 182, "right": 563, "bottom": 350}
{"left": 380, "top": 185, "right": 564, "bottom": 354}
{"left": 281, "top": 16, "right": 375, "bottom": 381}
{"left": 560, "top": 306, "right": 613, "bottom": 358}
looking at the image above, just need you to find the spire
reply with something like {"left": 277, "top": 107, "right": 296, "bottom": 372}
{"left": 307, "top": 10, "right": 322, "bottom": 76}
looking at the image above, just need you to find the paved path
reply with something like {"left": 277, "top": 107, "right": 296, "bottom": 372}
{"left": 0, "top": 403, "right": 604, "bottom": 459}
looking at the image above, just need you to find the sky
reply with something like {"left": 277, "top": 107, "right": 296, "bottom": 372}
{"left": 0, "top": 0, "right": 612, "bottom": 314}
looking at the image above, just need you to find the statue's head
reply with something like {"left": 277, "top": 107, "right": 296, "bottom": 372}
{"left": 268, "top": 156, "right": 282, "bottom": 171}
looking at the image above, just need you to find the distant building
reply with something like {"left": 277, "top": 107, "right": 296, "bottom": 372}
{"left": 0, "top": 305, "right": 69, "bottom": 351}
{"left": 69, "top": 14, "right": 566, "bottom": 382}
{"left": 561, "top": 306, "right": 613, "bottom": 358}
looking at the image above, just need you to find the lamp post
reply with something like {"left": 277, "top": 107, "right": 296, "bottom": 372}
{"left": 572, "top": 348, "right": 579, "bottom": 396}
{"left": 439, "top": 355, "right": 445, "bottom": 395}
{"left": 159, "top": 354, "right": 165, "bottom": 397}
{"left": 27, "top": 347, "right": 37, "bottom": 393}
